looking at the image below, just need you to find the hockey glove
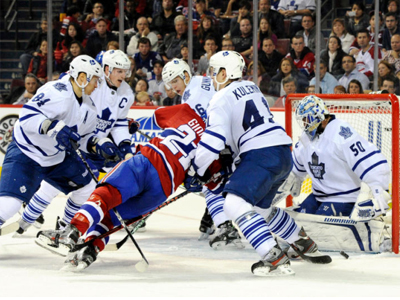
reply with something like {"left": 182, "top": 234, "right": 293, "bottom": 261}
{"left": 118, "top": 140, "right": 134, "bottom": 159}
{"left": 94, "top": 138, "right": 122, "bottom": 162}
{"left": 219, "top": 147, "right": 233, "bottom": 177}
{"left": 183, "top": 173, "right": 203, "bottom": 193}
{"left": 350, "top": 183, "right": 391, "bottom": 222}
{"left": 41, "top": 119, "right": 81, "bottom": 151}
{"left": 127, "top": 118, "right": 140, "bottom": 134}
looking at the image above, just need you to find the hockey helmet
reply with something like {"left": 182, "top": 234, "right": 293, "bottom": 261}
{"left": 69, "top": 54, "right": 103, "bottom": 88}
{"left": 102, "top": 49, "right": 132, "bottom": 78}
{"left": 162, "top": 58, "right": 192, "bottom": 89}
{"left": 208, "top": 51, "right": 245, "bottom": 90}
{"left": 295, "top": 95, "right": 328, "bottom": 140}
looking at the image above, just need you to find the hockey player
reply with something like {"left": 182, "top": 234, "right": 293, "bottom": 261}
{"left": 194, "top": 50, "right": 331, "bottom": 277}
{"left": 16, "top": 50, "right": 136, "bottom": 234}
{"left": 35, "top": 58, "right": 221, "bottom": 270}
{"left": 0, "top": 55, "right": 121, "bottom": 231}
{"left": 274, "top": 95, "right": 391, "bottom": 253}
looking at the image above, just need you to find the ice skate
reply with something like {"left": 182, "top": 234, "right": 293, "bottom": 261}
{"left": 289, "top": 227, "right": 332, "bottom": 264}
{"left": 35, "top": 224, "right": 81, "bottom": 257}
{"left": 209, "top": 220, "right": 244, "bottom": 249}
{"left": 62, "top": 244, "right": 100, "bottom": 272}
{"left": 251, "top": 244, "right": 295, "bottom": 277}
{"left": 14, "top": 218, "right": 32, "bottom": 236}
{"left": 198, "top": 208, "right": 215, "bottom": 240}
{"left": 32, "top": 214, "right": 45, "bottom": 229}
{"left": 55, "top": 216, "right": 67, "bottom": 231}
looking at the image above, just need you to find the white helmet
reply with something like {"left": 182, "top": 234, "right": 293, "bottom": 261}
{"left": 295, "top": 95, "right": 328, "bottom": 140}
{"left": 69, "top": 55, "right": 103, "bottom": 88}
{"left": 102, "top": 49, "right": 132, "bottom": 78}
{"left": 209, "top": 50, "right": 245, "bottom": 90}
{"left": 162, "top": 58, "right": 192, "bottom": 90}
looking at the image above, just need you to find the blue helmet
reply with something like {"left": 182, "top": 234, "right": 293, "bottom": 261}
{"left": 295, "top": 95, "right": 328, "bottom": 140}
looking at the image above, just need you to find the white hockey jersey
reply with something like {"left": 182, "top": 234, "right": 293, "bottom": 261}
{"left": 13, "top": 75, "right": 98, "bottom": 167}
{"left": 90, "top": 77, "right": 134, "bottom": 145}
{"left": 292, "top": 116, "right": 390, "bottom": 203}
{"left": 195, "top": 80, "right": 292, "bottom": 176}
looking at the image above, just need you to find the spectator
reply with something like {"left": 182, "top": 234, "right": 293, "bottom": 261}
{"left": 231, "top": 18, "right": 253, "bottom": 56}
{"left": 3, "top": 74, "right": 40, "bottom": 105}
{"left": 134, "top": 91, "right": 154, "bottom": 106}
{"left": 306, "top": 85, "right": 322, "bottom": 94}
{"left": 278, "top": 0, "right": 316, "bottom": 38}
{"left": 82, "top": 0, "right": 115, "bottom": 22}
{"left": 134, "top": 78, "right": 149, "bottom": 94}
{"left": 196, "top": 15, "right": 221, "bottom": 53}
{"left": 258, "top": 0, "right": 285, "bottom": 39}
{"left": 257, "top": 16, "right": 278, "bottom": 49}
{"left": 354, "top": 29, "right": 383, "bottom": 79}
{"left": 382, "top": 13, "right": 400, "bottom": 51}
{"left": 27, "top": 40, "right": 49, "bottom": 84}
{"left": 387, "top": 0, "right": 400, "bottom": 18}
{"left": 286, "top": 34, "right": 315, "bottom": 79}
{"left": 338, "top": 54, "right": 370, "bottom": 91}
{"left": 159, "top": 15, "right": 192, "bottom": 61}
{"left": 127, "top": 17, "right": 159, "bottom": 56}
{"left": 134, "top": 37, "right": 163, "bottom": 80}
{"left": 330, "top": 18, "right": 355, "bottom": 53}
{"left": 272, "top": 75, "right": 297, "bottom": 108}
{"left": 83, "top": 1, "right": 111, "bottom": 36}
{"left": 60, "top": 41, "right": 85, "bottom": 73}
{"left": 296, "top": 13, "right": 326, "bottom": 54}
{"left": 382, "top": 33, "right": 400, "bottom": 75}
{"left": 380, "top": 76, "right": 398, "bottom": 94}
{"left": 151, "top": 0, "right": 180, "bottom": 39}
{"left": 269, "top": 57, "right": 309, "bottom": 97}
{"left": 20, "top": 17, "right": 59, "bottom": 77}
{"left": 378, "top": 60, "right": 396, "bottom": 88}
{"left": 111, "top": 0, "right": 140, "bottom": 33}
{"left": 344, "top": 1, "right": 369, "bottom": 37}
{"left": 126, "top": 56, "right": 142, "bottom": 91}
{"left": 148, "top": 61, "right": 167, "bottom": 105}
{"left": 206, "top": 0, "right": 223, "bottom": 18}
{"left": 162, "top": 85, "right": 181, "bottom": 106}
{"left": 245, "top": 61, "right": 271, "bottom": 94}
{"left": 229, "top": 0, "right": 252, "bottom": 38}
{"left": 320, "top": 36, "right": 346, "bottom": 79}
{"left": 192, "top": 0, "right": 216, "bottom": 33}
{"left": 196, "top": 36, "right": 218, "bottom": 76}
{"left": 333, "top": 85, "right": 347, "bottom": 94}
{"left": 85, "top": 18, "right": 118, "bottom": 58}
{"left": 347, "top": 79, "right": 364, "bottom": 94}
{"left": 55, "top": 23, "right": 86, "bottom": 69}
{"left": 221, "top": 37, "right": 235, "bottom": 51}
{"left": 258, "top": 37, "right": 284, "bottom": 78}
{"left": 219, "top": 0, "right": 241, "bottom": 34}
{"left": 60, "top": 5, "right": 82, "bottom": 37}
{"left": 309, "top": 60, "right": 339, "bottom": 94}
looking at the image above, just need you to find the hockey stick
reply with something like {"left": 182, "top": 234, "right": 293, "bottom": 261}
{"left": 0, "top": 222, "right": 19, "bottom": 236}
{"left": 72, "top": 143, "right": 150, "bottom": 272}
{"left": 105, "top": 189, "right": 191, "bottom": 251}
{"left": 138, "top": 130, "right": 152, "bottom": 140}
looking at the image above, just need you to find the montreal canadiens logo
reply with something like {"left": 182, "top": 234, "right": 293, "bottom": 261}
{"left": 0, "top": 114, "right": 18, "bottom": 154}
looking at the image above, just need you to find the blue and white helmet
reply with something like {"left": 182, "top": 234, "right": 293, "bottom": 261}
{"left": 295, "top": 95, "right": 328, "bottom": 140}
{"left": 162, "top": 58, "right": 192, "bottom": 89}
{"left": 69, "top": 54, "right": 103, "bottom": 88}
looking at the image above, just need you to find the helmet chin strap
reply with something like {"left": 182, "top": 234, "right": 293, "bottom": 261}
{"left": 105, "top": 68, "right": 117, "bottom": 87}
{"left": 74, "top": 76, "right": 89, "bottom": 96}
{"left": 214, "top": 75, "right": 229, "bottom": 91}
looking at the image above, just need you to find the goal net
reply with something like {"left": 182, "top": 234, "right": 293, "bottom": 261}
{"left": 285, "top": 93, "right": 399, "bottom": 253}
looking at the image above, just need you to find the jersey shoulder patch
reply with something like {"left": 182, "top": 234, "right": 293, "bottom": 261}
{"left": 338, "top": 126, "right": 353, "bottom": 139}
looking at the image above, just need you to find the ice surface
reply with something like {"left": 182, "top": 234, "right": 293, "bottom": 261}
{"left": 1, "top": 190, "right": 400, "bottom": 297}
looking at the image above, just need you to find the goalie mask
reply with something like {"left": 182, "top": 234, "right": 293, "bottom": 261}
{"left": 295, "top": 95, "right": 328, "bottom": 140}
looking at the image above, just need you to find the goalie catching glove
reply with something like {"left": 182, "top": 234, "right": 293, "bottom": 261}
{"left": 272, "top": 172, "right": 303, "bottom": 206}
{"left": 350, "top": 182, "right": 391, "bottom": 222}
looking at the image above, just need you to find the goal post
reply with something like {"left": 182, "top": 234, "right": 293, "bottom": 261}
{"left": 284, "top": 93, "right": 399, "bottom": 254}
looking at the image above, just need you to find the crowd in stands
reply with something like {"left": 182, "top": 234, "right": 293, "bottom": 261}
{"left": 2, "top": 0, "right": 400, "bottom": 107}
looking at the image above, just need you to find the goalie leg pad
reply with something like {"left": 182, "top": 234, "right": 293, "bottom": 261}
{"left": 286, "top": 210, "right": 386, "bottom": 253}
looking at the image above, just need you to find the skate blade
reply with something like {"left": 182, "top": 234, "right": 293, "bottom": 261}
{"left": 210, "top": 239, "right": 245, "bottom": 250}
{"left": 252, "top": 264, "right": 295, "bottom": 277}
{"left": 35, "top": 234, "right": 70, "bottom": 257}
{"left": 60, "top": 262, "right": 88, "bottom": 272}
{"left": 32, "top": 221, "right": 43, "bottom": 229}
{"left": 198, "top": 232, "right": 211, "bottom": 241}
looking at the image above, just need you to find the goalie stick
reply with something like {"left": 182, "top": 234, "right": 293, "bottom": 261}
{"left": 72, "top": 144, "right": 149, "bottom": 272}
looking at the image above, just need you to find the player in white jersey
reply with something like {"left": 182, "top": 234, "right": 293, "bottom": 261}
{"left": 162, "top": 58, "right": 243, "bottom": 248}
{"left": 275, "top": 95, "right": 391, "bottom": 253}
{"left": 0, "top": 55, "right": 123, "bottom": 231}
{"left": 17, "top": 50, "right": 135, "bottom": 234}
{"left": 194, "top": 51, "right": 331, "bottom": 276}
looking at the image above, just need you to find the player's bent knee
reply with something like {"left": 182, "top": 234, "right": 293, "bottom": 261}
{"left": 224, "top": 193, "right": 254, "bottom": 222}
{"left": 39, "top": 181, "right": 62, "bottom": 200}
{"left": 70, "top": 180, "right": 97, "bottom": 204}
{"left": 0, "top": 196, "right": 24, "bottom": 221}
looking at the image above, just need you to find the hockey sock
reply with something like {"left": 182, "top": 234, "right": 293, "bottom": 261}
{"left": 71, "top": 184, "right": 122, "bottom": 235}
{"left": 22, "top": 194, "right": 51, "bottom": 224}
{"left": 266, "top": 207, "right": 301, "bottom": 244}
{"left": 62, "top": 197, "right": 81, "bottom": 224}
{"left": 236, "top": 212, "right": 276, "bottom": 257}
{"left": 204, "top": 190, "right": 228, "bottom": 227}
{"left": 85, "top": 212, "right": 114, "bottom": 252}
